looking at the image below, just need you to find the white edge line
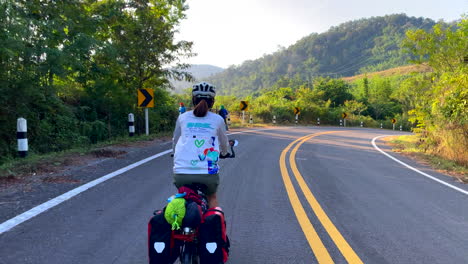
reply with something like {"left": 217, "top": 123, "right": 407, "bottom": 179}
{"left": 372, "top": 135, "right": 468, "bottom": 196}
{"left": 0, "top": 127, "right": 273, "bottom": 234}
{"left": 0, "top": 150, "right": 172, "bottom": 234}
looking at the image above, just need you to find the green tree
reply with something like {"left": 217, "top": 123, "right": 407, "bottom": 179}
{"left": 402, "top": 17, "right": 468, "bottom": 165}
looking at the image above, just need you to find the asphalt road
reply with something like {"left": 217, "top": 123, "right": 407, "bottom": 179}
{"left": 1, "top": 127, "right": 467, "bottom": 263}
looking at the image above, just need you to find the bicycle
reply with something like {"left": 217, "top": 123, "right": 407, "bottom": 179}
{"left": 174, "top": 139, "right": 237, "bottom": 264}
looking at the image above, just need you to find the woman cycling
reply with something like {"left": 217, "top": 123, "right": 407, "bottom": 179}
{"left": 172, "top": 82, "right": 231, "bottom": 208}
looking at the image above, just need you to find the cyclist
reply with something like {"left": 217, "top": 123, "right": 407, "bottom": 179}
{"left": 179, "top": 102, "right": 186, "bottom": 115}
{"left": 172, "top": 82, "right": 231, "bottom": 208}
{"left": 218, "top": 105, "right": 229, "bottom": 130}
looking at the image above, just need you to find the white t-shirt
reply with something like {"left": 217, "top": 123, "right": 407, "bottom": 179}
{"left": 172, "top": 111, "right": 229, "bottom": 174}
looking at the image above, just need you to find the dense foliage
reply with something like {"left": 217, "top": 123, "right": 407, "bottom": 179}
{"left": 402, "top": 18, "right": 468, "bottom": 165}
{"left": 0, "top": 0, "right": 193, "bottom": 162}
{"left": 209, "top": 14, "right": 437, "bottom": 97}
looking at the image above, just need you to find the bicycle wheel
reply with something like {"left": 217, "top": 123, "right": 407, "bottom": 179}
{"left": 180, "top": 243, "right": 197, "bottom": 264}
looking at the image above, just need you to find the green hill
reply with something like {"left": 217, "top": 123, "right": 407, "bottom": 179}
{"left": 209, "top": 14, "right": 438, "bottom": 96}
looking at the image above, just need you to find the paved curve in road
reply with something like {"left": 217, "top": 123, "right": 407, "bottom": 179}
{"left": 0, "top": 127, "right": 467, "bottom": 263}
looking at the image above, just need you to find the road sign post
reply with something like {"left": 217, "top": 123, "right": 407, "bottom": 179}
{"left": 138, "top": 88, "right": 154, "bottom": 136}
{"left": 294, "top": 107, "right": 300, "bottom": 125}
{"left": 342, "top": 112, "right": 347, "bottom": 127}
{"left": 391, "top": 118, "right": 397, "bottom": 131}
{"left": 145, "top": 108, "right": 149, "bottom": 135}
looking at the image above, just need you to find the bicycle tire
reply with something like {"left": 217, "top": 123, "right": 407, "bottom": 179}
{"left": 180, "top": 243, "right": 199, "bottom": 264}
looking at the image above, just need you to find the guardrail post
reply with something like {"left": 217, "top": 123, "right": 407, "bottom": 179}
{"left": 17, "top": 118, "right": 28, "bottom": 157}
{"left": 128, "top": 113, "right": 135, "bottom": 137}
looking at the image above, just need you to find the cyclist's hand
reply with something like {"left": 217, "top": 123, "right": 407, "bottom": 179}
{"left": 219, "top": 153, "right": 231, "bottom": 159}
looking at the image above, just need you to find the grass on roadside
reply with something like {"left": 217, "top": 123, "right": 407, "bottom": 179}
{"left": 388, "top": 135, "right": 468, "bottom": 183}
{"left": 0, "top": 132, "right": 171, "bottom": 179}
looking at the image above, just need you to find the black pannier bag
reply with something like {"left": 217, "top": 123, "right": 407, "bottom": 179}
{"left": 198, "top": 207, "right": 230, "bottom": 264}
{"left": 148, "top": 209, "right": 180, "bottom": 264}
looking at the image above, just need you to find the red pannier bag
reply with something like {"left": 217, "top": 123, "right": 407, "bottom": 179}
{"left": 148, "top": 209, "right": 180, "bottom": 264}
{"left": 198, "top": 207, "right": 230, "bottom": 264}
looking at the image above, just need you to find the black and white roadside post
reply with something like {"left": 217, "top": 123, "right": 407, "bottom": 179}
{"left": 128, "top": 113, "right": 135, "bottom": 137}
{"left": 380, "top": 123, "right": 383, "bottom": 129}
{"left": 273, "top": 115, "right": 276, "bottom": 124}
{"left": 360, "top": 121, "right": 363, "bottom": 127}
{"left": 317, "top": 118, "right": 320, "bottom": 126}
{"left": 249, "top": 115, "right": 253, "bottom": 124}
{"left": 295, "top": 114, "right": 298, "bottom": 125}
{"left": 400, "top": 125, "right": 402, "bottom": 131}
{"left": 227, "top": 114, "right": 231, "bottom": 126}
{"left": 340, "top": 119, "right": 343, "bottom": 126}
{"left": 17, "top": 118, "right": 28, "bottom": 158}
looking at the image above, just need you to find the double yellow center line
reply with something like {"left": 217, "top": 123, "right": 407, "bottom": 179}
{"left": 279, "top": 131, "right": 363, "bottom": 264}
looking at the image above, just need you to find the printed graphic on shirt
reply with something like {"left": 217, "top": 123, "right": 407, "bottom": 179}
{"left": 186, "top": 122, "right": 214, "bottom": 135}
{"left": 194, "top": 139, "right": 205, "bottom": 148}
{"left": 198, "top": 147, "right": 219, "bottom": 174}
{"left": 182, "top": 120, "right": 219, "bottom": 174}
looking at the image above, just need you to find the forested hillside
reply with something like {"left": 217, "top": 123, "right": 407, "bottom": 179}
{"left": 170, "top": 64, "right": 224, "bottom": 93}
{"left": 209, "top": 14, "right": 437, "bottom": 96}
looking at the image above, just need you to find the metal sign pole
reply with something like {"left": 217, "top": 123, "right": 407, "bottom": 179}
{"left": 145, "top": 108, "right": 149, "bottom": 135}
{"left": 393, "top": 123, "right": 395, "bottom": 131}
{"left": 344, "top": 119, "right": 346, "bottom": 127}
{"left": 242, "top": 111, "right": 245, "bottom": 124}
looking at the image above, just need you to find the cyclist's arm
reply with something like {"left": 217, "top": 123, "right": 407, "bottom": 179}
{"left": 217, "top": 121, "right": 229, "bottom": 156}
{"left": 172, "top": 118, "right": 181, "bottom": 153}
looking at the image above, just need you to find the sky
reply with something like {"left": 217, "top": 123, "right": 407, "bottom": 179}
{"left": 175, "top": 0, "right": 467, "bottom": 68}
